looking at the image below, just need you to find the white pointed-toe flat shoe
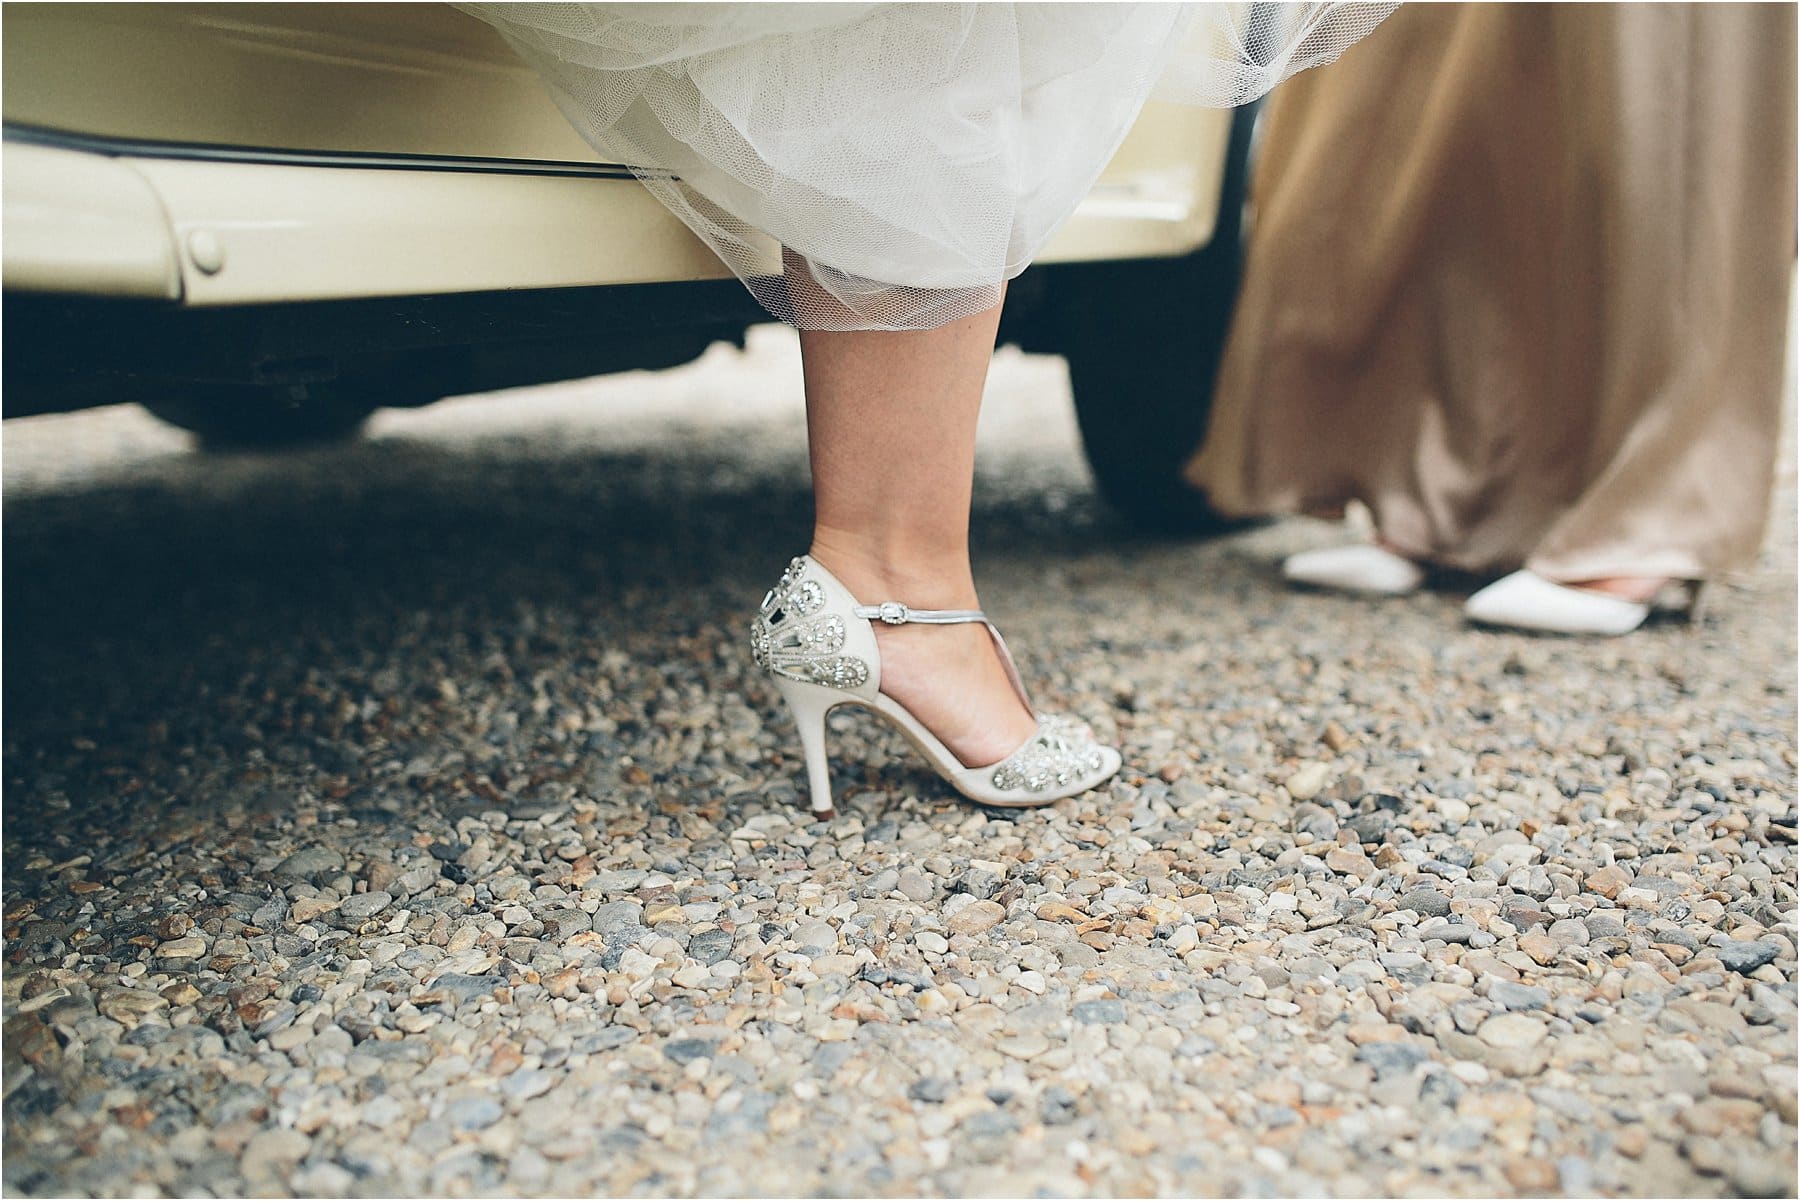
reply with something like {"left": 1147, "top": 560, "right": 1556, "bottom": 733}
{"left": 1282, "top": 544, "right": 1426, "bottom": 596}
{"left": 750, "top": 555, "right": 1122, "bottom": 817}
{"left": 1463, "top": 569, "right": 1702, "bottom": 636}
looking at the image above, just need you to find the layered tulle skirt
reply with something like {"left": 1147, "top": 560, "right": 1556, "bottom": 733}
{"left": 464, "top": 3, "right": 1393, "bottom": 329}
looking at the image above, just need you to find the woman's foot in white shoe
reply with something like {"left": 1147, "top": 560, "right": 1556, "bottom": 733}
{"left": 1283, "top": 543, "right": 1426, "bottom": 596}
{"left": 810, "top": 549, "right": 1038, "bottom": 768}
{"left": 1464, "top": 570, "right": 1675, "bottom": 635}
{"left": 873, "top": 620, "right": 1039, "bottom": 767}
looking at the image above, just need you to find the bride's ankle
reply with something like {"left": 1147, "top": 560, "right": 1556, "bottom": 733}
{"left": 808, "top": 533, "right": 978, "bottom": 609}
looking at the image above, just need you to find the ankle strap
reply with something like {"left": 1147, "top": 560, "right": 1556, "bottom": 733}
{"left": 851, "top": 602, "right": 987, "bottom": 626}
{"left": 851, "top": 600, "right": 1034, "bottom": 717}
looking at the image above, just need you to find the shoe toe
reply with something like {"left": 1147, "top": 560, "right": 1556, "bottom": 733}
{"left": 1465, "top": 571, "right": 1650, "bottom": 636}
{"left": 1092, "top": 745, "right": 1124, "bottom": 785}
{"left": 980, "top": 721, "right": 1122, "bottom": 805}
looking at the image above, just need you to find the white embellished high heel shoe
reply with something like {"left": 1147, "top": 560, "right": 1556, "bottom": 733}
{"left": 1282, "top": 544, "right": 1425, "bottom": 596}
{"left": 750, "top": 555, "right": 1122, "bottom": 817}
{"left": 1464, "top": 570, "right": 1706, "bottom": 636}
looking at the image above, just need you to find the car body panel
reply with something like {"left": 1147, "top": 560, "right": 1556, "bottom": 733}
{"left": 3, "top": 3, "right": 1230, "bottom": 305}
{"left": 2, "top": 2, "right": 598, "bottom": 162}
{"left": 125, "top": 155, "right": 735, "bottom": 304}
{"left": 2, "top": 141, "right": 182, "bottom": 298}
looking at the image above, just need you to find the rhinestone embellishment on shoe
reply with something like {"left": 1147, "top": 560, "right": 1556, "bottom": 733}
{"left": 990, "top": 716, "right": 1109, "bottom": 793}
{"left": 751, "top": 558, "right": 870, "bottom": 690}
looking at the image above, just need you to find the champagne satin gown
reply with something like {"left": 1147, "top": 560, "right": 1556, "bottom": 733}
{"left": 1190, "top": 2, "right": 1796, "bottom": 584}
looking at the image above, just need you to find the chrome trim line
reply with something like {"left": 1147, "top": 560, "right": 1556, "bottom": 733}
{"left": 1, "top": 123, "right": 640, "bottom": 180}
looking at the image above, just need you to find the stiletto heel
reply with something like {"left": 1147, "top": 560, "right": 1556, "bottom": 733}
{"left": 773, "top": 677, "right": 844, "bottom": 818}
{"left": 750, "top": 555, "right": 1121, "bottom": 814}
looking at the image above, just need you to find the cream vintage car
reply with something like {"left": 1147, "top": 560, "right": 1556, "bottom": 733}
{"left": 3, "top": 3, "right": 1259, "bottom": 530}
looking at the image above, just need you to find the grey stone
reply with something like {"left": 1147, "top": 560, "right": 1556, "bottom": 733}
{"left": 273, "top": 847, "right": 345, "bottom": 880}
{"left": 706, "top": 1092, "right": 773, "bottom": 1139}
{"left": 959, "top": 864, "right": 1005, "bottom": 900}
{"left": 501, "top": 1070, "right": 556, "bottom": 1101}
{"left": 1487, "top": 981, "right": 1550, "bottom": 1012}
{"left": 592, "top": 901, "right": 646, "bottom": 939}
{"left": 1557, "top": 1157, "right": 1595, "bottom": 1195}
{"left": 446, "top": 1096, "right": 503, "bottom": 1131}
{"left": 1729, "top": 1154, "right": 1796, "bottom": 1197}
{"left": 1533, "top": 1088, "right": 1594, "bottom": 1122}
{"left": 539, "top": 907, "right": 589, "bottom": 939}
{"left": 1547, "top": 918, "right": 1589, "bottom": 945}
{"left": 688, "top": 928, "right": 734, "bottom": 965}
{"left": 1717, "top": 940, "right": 1781, "bottom": 974}
{"left": 1585, "top": 913, "right": 1627, "bottom": 938}
{"left": 338, "top": 1012, "right": 381, "bottom": 1043}
{"left": 909, "top": 1077, "right": 952, "bottom": 1104}
{"left": 576, "top": 1028, "right": 637, "bottom": 1054}
{"left": 1506, "top": 865, "right": 1555, "bottom": 900}
{"left": 963, "top": 1110, "right": 1019, "bottom": 1139}
{"left": 1356, "top": 1041, "right": 1431, "bottom": 1080}
{"left": 251, "top": 1003, "right": 298, "bottom": 1038}
{"left": 1292, "top": 805, "right": 1339, "bottom": 840}
{"left": 664, "top": 1038, "right": 718, "bottom": 1065}
{"left": 396, "top": 864, "right": 438, "bottom": 896}
{"left": 339, "top": 891, "right": 394, "bottom": 920}
{"left": 1348, "top": 812, "right": 1395, "bottom": 844}
{"left": 1418, "top": 1069, "right": 1464, "bottom": 1108}
{"left": 813, "top": 1042, "right": 855, "bottom": 1075}
{"left": 1041, "top": 1085, "right": 1079, "bottom": 1125}
{"left": 1073, "top": 999, "right": 1126, "bottom": 1025}
{"left": 251, "top": 895, "right": 289, "bottom": 928}
{"left": 1400, "top": 888, "right": 1451, "bottom": 918}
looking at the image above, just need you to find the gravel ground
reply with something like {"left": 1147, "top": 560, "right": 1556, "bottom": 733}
{"left": 4, "top": 326, "right": 1796, "bottom": 1198}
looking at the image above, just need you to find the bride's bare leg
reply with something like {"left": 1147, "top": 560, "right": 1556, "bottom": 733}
{"left": 796, "top": 286, "right": 1036, "bottom": 768}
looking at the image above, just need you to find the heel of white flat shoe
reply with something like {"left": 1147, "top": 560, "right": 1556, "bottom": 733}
{"left": 1682, "top": 580, "right": 1710, "bottom": 625}
{"left": 774, "top": 679, "right": 843, "bottom": 819}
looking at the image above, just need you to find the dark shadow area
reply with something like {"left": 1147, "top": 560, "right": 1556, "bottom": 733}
{"left": 7, "top": 436, "right": 812, "bottom": 738}
{"left": 6, "top": 429, "right": 1134, "bottom": 727}
{"left": 3, "top": 421, "right": 1138, "bottom": 857}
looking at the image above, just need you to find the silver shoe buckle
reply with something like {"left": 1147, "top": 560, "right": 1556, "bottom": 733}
{"left": 876, "top": 602, "right": 909, "bottom": 625}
